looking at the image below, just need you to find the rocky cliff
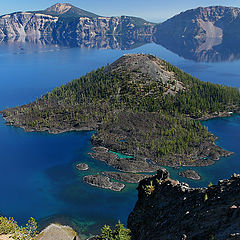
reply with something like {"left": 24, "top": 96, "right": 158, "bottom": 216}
{"left": 153, "top": 6, "right": 240, "bottom": 62}
{"left": 128, "top": 169, "right": 240, "bottom": 240}
{"left": 154, "top": 6, "right": 240, "bottom": 41}
{"left": 0, "top": 3, "right": 154, "bottom": 42}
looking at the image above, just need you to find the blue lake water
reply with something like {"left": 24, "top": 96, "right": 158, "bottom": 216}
{"left": 0, "top": 41, "right": 240, "bottom": 237}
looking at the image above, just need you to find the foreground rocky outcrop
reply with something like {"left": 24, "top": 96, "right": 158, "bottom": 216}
{"left": 36, "top": 223, "right": 79, "bottom": 240}
{"left": 128, "top": 169, "right": 240, "bottom": 240}
{"left": 0, "top": 235, "right": 13, "bottom": 240}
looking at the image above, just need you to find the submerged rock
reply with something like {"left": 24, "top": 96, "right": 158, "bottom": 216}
{"left": 36, "top": 223, "right": 78, "bottom": 240}
{"left": 76, "top": 163, "right": 89, "bottom": 171}
{"left": 178, "top": 169, "right": 201, "bottom": 180}
{"left": 83, "top": 174, "right": 125, "bottom": 191}
{"left": 102, "top": 171, "right": 151, "bottom": 183}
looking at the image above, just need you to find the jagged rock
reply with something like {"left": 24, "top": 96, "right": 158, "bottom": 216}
{"left": 178, "top": 169, "right": 201, "bottom": 180}
{"left": 128, "top": 171, "right": 240, "bottom": 240}
{"left": 83, "top": 174, "right": 125, "bottom": 191}
{"left": 36, "top": 223, "right": 79, "bottom": 240}
{"left": 76, "top": 163, "right": 89, "bottom": 171}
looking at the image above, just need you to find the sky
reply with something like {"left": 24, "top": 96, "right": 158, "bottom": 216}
{"left": 1, "top": 0, "right": 240, "bottom": 22}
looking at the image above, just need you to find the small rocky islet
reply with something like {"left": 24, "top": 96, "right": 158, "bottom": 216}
{"left": 76, "top": 163, "right": 89, "bottom": 171}
{"left": 178, "top": 169, "right": 201, "bottom": 180}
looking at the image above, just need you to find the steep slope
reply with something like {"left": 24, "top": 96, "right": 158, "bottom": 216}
{"left": 153, "top": 6, "right": 240, "bottom": 62}
{"left": 128, "top": 169, "right": 240, "bottom": 240}
{"left": 37, "top": 3, "right": 100, "bottom": 18}
{"left": 0, "top": 12, "right": 58, "bottom": 40}
{"left": 0, "top": 4, "right": 154, "bottom": 42}
{"left": 154, "top": 6, "right": 240, "bottom": 41}
{"left": 1, "top": 54, "right": 239, "bottom": 167}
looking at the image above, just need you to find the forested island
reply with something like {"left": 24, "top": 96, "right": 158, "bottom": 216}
{"left": 1, "top": 54, "right": 239, "bottom": 169}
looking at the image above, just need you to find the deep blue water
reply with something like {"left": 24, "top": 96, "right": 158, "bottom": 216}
{"left": 0, "top": 41, "right": 240, "bottom": 237}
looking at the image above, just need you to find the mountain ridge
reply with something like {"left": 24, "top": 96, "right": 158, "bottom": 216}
{"left": 0, "top": 3, "right": 155, "bottom": 43}
{"left": 35, "top": 3, "right": 100, "bottom": 18}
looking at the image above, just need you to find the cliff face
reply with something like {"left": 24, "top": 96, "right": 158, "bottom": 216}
{"left": 0, "top": 13, "right": 58, "bottom": 40}
{"left": 153, "top": 6, "right": 240, "bottom": 62}
{"left": 154, "top": 6, "right": 240, "bottom": 41}
{"left": 0, "top": 4, "right": 154, "bottom": 42}
{"left": 128, "top": 169, "right": 240, "bottom": 240}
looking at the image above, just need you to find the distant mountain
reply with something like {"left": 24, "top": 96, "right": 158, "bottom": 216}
{"left": 0, "top": 3, "right": 155, "bottom": 42}
{"left": 154, "top": 6, "right": 240, "bottom": 41}
{"left": 153, "top": 6, "right": 240, "bottom": 62}
{"left": 2, "top": 4, "right": 240, "bottom": 62}
{"left": 35, "top": 3, "right": 100, "bottom": 18}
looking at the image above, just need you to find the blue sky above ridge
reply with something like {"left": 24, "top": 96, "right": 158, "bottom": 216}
{"left": 1, "top": 0, "right": 240, "bottom": 22}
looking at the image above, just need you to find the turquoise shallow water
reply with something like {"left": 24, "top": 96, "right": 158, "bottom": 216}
{"left": 0, "top": 41, "right": 240, "bottom": 237}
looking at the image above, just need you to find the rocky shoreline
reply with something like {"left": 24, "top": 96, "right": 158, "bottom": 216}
{"left": 76, "top": 163, "right": 89, "bottom": 171}
{"left": 102, "top": 172, "right": 152, "bottom": 183}
{"left": 197, "top": 110, "right": 236, "bottom": 121}
{"left": 83, "top": 174, "right": 125, "bottom": 191}
{"left": 89, "top": 147, "right": 160, "bottom": 173}
{"left": 178, "top": 169, "right": 201, "bottom": 180}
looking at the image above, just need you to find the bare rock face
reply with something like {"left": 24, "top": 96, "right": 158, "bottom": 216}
{"left": 106, "top": 54, "right": 184, "bottom": 94}
{"left": 0, "top": 4, "right": 154, "bottom": 43}
{"left": 128, "top": 170, "right": 240, "bottom": 240}
{"left": 153, "top": 6, "right": 240, "bottom": 62}
{"left": 36, "top": 224, "right": 79, "bottom": 240}
{"left": 0, "top": 13, "right": 58, "bottom": 40}
{"left": 154, "top": 6, "right": 240, "bottom": 41}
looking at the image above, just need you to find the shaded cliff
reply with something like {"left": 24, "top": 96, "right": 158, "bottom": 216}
{"left": 153, "top": 6, "right": 240, "bottom": 62}
{"left": 154, "top": 6, "right": 240, "bottom": 42}
{"left": 128, "top": 169, "right": 240, "bottom": 240}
